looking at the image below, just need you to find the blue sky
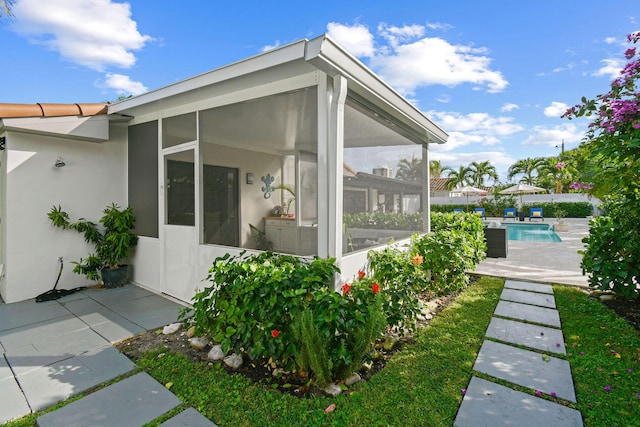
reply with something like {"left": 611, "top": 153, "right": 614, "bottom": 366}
{"left": 2, "top": 0, "right": 638, "bottom": 180}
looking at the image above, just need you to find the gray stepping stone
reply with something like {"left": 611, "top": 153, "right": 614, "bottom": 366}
{"left": 159, "top": 408, "right": 218, "bottom": 426}
{"left": 0, "top": 375, "right": 31, "bottom": 424}
{"left": 473, "top": 340, "right": 576, "bottom": 402}
{"left": 84, "top": 285, "right": 157, "bottom": 306}
{"left": 0, "top": 315, "right": 89, "bottom": 351}
{"left": 454, "top": 376, "right": 583, "bottom": 426}
{"left": 0, "top": 299, "right": 71, "bottom": 332}
{"left": 106, "top": 294, "right": 182, "bottom": 330}
{"left": 504, "top": 280, "right": 553, "bottom": 294}
{"left": 500, "top": 288, "right": 556, "bottom": 308}
{"left": 19, "top": 346, "right": 135, "bottom": 412}
{"left": 486, "top": 317, "right": 566, "bottom": 355}
{"left": 495, "top": 300, "right": 561, "bottom": 327}
{"left": 61, "top": 297, "right": 145, "bottom": 343}
{"left": 37, "top": 372, "right": 181, "bottom": 427}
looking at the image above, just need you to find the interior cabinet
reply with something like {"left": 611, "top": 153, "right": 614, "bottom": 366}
{"left": 265, "top": 218, "right": 297, "bottom": 254}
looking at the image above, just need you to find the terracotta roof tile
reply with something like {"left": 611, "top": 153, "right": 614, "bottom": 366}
{"left": 0, "top": 103, "right": 107, "bottom": 119}
{"left": 430, "top": 177, "right": 451, "bottom": 192}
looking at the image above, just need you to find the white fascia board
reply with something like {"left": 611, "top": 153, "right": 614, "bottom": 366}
{"left": 109, "top": 40, "right": 308, "bottom": 116}
{"left": 0, "top": 115, "right": 109, "bottom": 142}
{"left": 305, "top": 35, "right": 448, "bottom": 145}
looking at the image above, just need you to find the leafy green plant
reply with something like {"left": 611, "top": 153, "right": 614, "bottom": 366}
{"left": 580, "top": 197, "right": 640, "bottom": 299}
{"left": 343, "top": 212, "right": 423, "bottom": 230}
{"left": 47, "top": 203, "right": 138, "bottom": 281}
{"left": 292, "top": 280, "right": 386, "bottom": 385}
{"left": 367, "top": 245, "right": 426, "bottom": 332}
{"left": 181, "top": 251, "right": 338, "bottom": 367}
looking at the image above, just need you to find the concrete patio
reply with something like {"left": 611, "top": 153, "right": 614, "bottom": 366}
{"left": 0, "top": 284, "right": 203, "bottom": 425}
{"left": 474, "top": 218, "right": 590, "bottom": 287}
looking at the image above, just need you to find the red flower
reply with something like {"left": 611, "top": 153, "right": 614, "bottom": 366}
{"left": 271, "top": 329, "right": 279, "bottom": 338}
{"left": 372, "top": 283, "right": 380, "bottom": 295}
{"left": 342, "top": 283, "right": 352, "bottom": 295}
{"left": 358, "top": 270, "right": 366, "bottom": 280}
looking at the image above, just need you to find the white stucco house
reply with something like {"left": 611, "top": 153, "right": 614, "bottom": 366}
{"left": 0, "top": 35, "right": 448, "bottom": 304}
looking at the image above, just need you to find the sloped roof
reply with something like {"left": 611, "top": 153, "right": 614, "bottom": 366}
{"left": 430, "top": 177, "right": 452, "bottom": 192}
{"left": 0, "top": 103, "right": 108, "bottom": 118}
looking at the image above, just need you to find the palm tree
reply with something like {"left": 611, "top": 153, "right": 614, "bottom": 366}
{"left": 507, "top": 157, "right": 546, "bottom": 185}
{"left": 444, "top": 165, "right": 472, "bottom": 190}
{"left": 1, "top": 0, "right": 14, "bottom": 17}
{"left": 395, "top": 156, "right": 423, "bottom": 182}
{"left": 468, "top": 161, "right": 498, "bottom": 187}
{"left": 429, "top": 160, "right": 446, "bottom": 178}
{"left": 536, "top": 157, "right": 577, "bottom": 194}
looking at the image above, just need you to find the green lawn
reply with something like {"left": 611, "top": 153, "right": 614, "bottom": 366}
{"left": 4, "top": 277, "right": 639, "bottom": 427}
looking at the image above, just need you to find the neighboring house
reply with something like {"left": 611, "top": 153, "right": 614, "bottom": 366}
{"left": 0, "top": 35, "right": 448, "bottom": 303}
{"left": 430, "top": 177, "right": 453, "bottom": 197}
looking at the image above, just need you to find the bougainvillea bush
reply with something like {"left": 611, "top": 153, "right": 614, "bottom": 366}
{"left": 563, "top": 32, "right": 640, "bottom": 299}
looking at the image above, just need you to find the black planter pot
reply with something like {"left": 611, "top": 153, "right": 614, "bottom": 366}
{"left": 101, "top": 265, "right": 129, "bottom": 288}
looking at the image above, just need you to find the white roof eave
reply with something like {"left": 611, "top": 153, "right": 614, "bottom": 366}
{"left": 109, "top": 34, "right": 448, "bottom": 146}
{"left": 305, "top": 34, "right": 448, "bottom": 145}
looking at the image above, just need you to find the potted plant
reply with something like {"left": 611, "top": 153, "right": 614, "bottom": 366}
{"left": 554, "top": 208, "right": 569, "bottom": 232}
{"left": 48, "top": 203, "right": 138, "bottom": 288}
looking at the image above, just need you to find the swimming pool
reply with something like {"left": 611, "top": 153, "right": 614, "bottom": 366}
{"left": 500, "top": 223, "right": 562, "bottom": 242}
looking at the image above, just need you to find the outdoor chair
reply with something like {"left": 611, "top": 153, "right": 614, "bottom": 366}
{"left": 474, "top": 208, "right": 486, "bottom": 219}
{"left": 503, "top": 207, "right": 517, "bottom": 220}
{"left": 453, "top": 208, "right": 463, "bottom": 213}
{"left": 529, "top": 207, "right": 544, "bottom": 221}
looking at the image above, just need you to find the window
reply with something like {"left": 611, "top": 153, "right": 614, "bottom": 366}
{"left": 128, "top": 121, "right": 159, "bottom": 237}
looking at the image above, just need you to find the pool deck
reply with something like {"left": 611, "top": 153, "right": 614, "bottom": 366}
{"left": 474, "top": 218, "right": 590, "bottom": 288}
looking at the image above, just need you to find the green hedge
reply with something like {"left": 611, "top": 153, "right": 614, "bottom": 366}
{"left": 431, "top": 201, "right": 593, "bottom": 217}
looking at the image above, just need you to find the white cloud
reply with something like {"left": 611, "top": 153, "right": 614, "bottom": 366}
{"left": 431, "top": 150, "right": 515, "bottom": 169}
{"left": 604, "top": 37, "right": 618, "bottom": 44}
{"left": 501, "top": 103, "right": 519, "bottom": 112}
{"left": 12, "top": 0, "right": 152, "bottom": 71}
{"left": 262, "top": 41, "right": 282, "bottom": 52}
{"left": 544, "top": 101, "right": 569, "bottom": 118}
{"left": 592, "top": 58, "right": 624, "bottom": 79}
{"left": 522, "top": 124, "right": 584, "bottom": 147}
{"left": 327, "top": 22, "right": 508, "bottom": 95}
{"left": 427, "top": 111, "right": 523, "bottom": 150}
{"left": 327, "top": 22, "right": 375, "bottom": 57}
{"left": 101, "top": 73, "right": 148, "bottom": 96}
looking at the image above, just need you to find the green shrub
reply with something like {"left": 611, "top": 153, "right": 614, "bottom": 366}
{"left": 430, "top": 212, "right": 486, "bottom": 266}
{"left": 181, "top": 251, "right": 339, "bottom": 368}
{"left": 522, "top": 201, "right": 593, "bottom": 218}
{"left": 366, "top": 244, "right": 427, "bottom": 333}
{"left": 580, "top": 197, "right": 639, "bottom": 299}
{"left": 344, "top": 212, "right": 422, "bottom": 230}
{"left": 293, "top": 283, "right": 386, "bottom": 386}
{"left": 432, "top": 201, "right": 594, "bottom": 218}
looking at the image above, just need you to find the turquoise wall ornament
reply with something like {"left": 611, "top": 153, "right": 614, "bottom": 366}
{"left": 261, "top": 174, "right": 275, "bottom": 198}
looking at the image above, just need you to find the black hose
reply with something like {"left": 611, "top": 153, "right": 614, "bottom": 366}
{"left": 35, "top": 257, "right": 86, "bottom": 303}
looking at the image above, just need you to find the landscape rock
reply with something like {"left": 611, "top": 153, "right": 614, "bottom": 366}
{"left": 345, "top": 373, "right": 361, "bottom": 386}
{"left": 599, "top": 295, "right": 616, "bottom": 301}
{"left": 189, "top": 336, "right": 209, "bottom": 349}
{"left": 162, "top": 323, "right": 182, "bottom": 335}
{"left": 186, "top": 326, "right": 197, "bottom": 337}
{"left": 223, "top": 353, "right": 243, "bottom": 369}
{"left": 207, "top": 344, "right": 225, "bottom": 361}
{"left": 323, "top": 383, "right": 342, "bottom": 396}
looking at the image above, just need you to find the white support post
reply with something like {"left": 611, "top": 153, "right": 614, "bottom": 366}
{"left": 422, "top": 144, "right": 431, "bottom": 233}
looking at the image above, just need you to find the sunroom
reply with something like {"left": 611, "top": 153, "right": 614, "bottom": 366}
{"left": 114, "top": 34, "right": 447, "bottom": 302}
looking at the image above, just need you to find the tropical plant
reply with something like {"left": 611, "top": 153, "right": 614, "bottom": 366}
{"left": 47, "top": 203, "right": 138, "bottom": 281}
{"left": 1, "top": 0, "right": 14, "bottom": 18}
{"left": 507, "top": 157, "right": 546, "bottom": 185}
{"left": 429, "top": 160, "right": 447, "bottom": 178}
{"left": 395, "top": 155, "right": 423, "bottom": 182}
{"left": 444, "top": 165, "right": 471, "bottom": 190}
{"left": 563, "top": 31, "right": 640, "bottom": 299}
{"left": 467, "top": 160, "right": 498, "bottom": 188}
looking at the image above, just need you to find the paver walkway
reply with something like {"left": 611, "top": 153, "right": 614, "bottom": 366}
{"left": 454, "top": 279, "right": 584, "bottom": 426}
{"left": 0, "top": 284, "right": 217, "bottom": 426}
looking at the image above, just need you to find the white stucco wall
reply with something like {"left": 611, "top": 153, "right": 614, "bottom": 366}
{"left": 1, "top": 124, "right": 127, "bottom": 303}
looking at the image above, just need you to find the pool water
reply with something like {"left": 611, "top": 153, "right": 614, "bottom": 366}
{"left": 500, "top": 223, "right": 562, "bottom": 242}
